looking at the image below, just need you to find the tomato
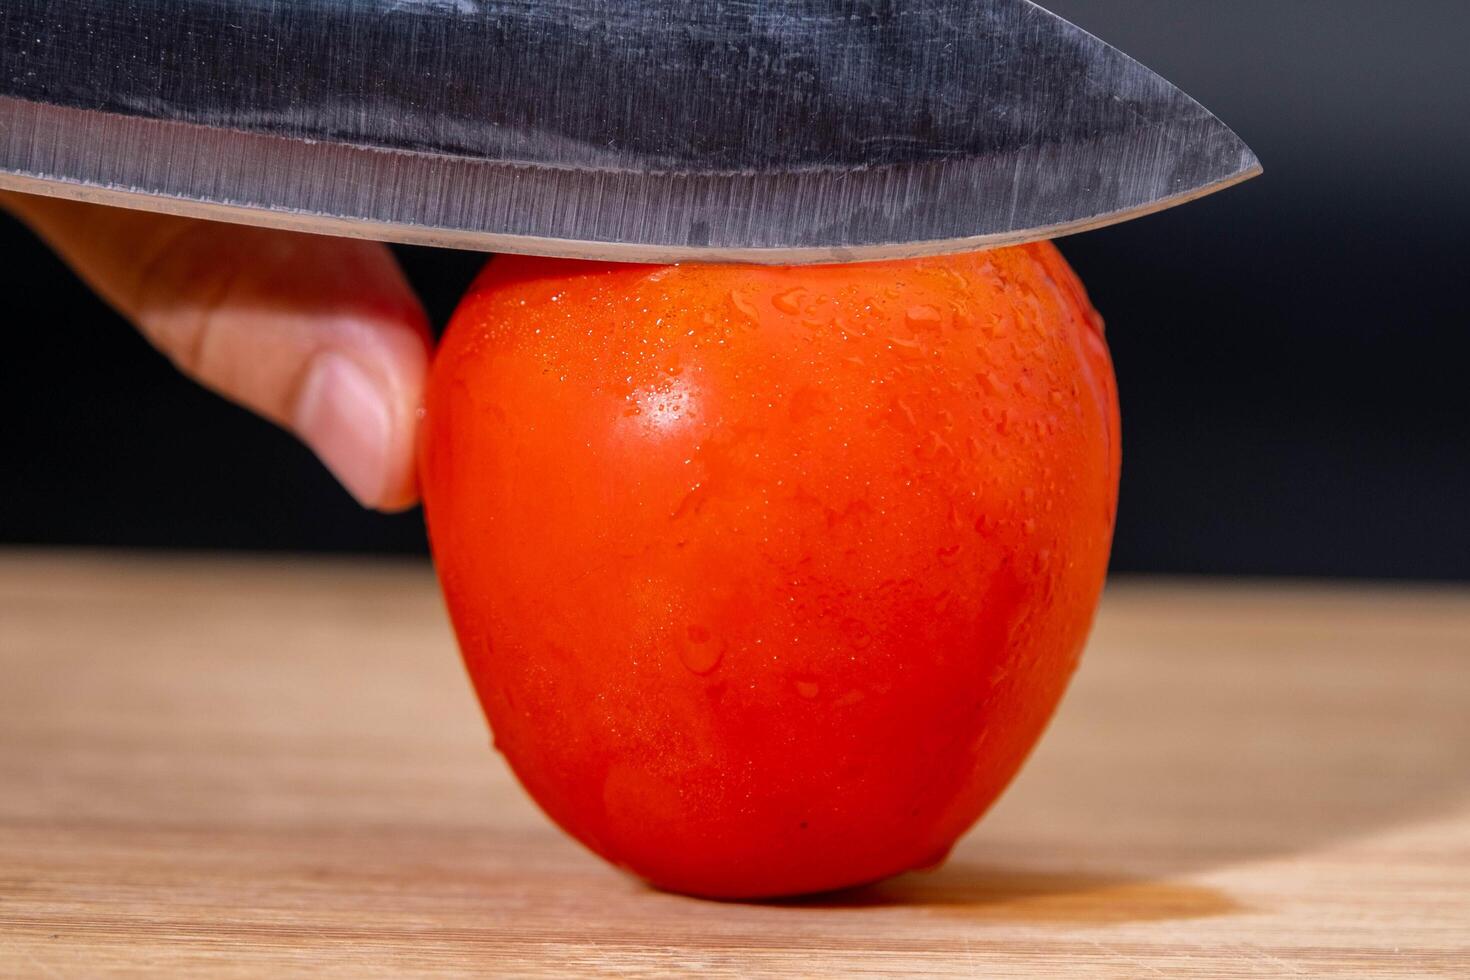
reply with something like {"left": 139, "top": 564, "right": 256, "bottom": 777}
{"left": 420, "top": 244, "right": 1120, "bottom": 899}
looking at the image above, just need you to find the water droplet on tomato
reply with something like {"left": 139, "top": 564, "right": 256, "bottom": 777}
{"left": 728, "top": 290, "right": 760, "bottom": 322}
{"left": 887, "top": 335, "right": 925, "bottom": 360}
{"left": 679, "top": 629, "right": 724, "bottom": 675}
{"left": 977, "top": 371, "right": 1005, "bottom": 396}
{"left": 914, "top": 430, "right": 954, "bottom": 462}
{"left": 841, "top": 618, "right": 873, "bottom": 649}
{"left": 905, "top": 304, "right": 943, "bottom": 332}
{"left": 773, "top": 289, "right": 807, "bottom": 315}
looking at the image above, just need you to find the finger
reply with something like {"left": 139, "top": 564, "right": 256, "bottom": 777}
{"left": 3, "top": 193, "right": 430, "bottom": 511}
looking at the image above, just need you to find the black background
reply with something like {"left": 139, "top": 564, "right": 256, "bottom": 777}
{"left": 3, "top": 0, "right": 1467, "bottom": 579}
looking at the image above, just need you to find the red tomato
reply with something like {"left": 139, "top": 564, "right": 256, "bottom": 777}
{"left": 421, "top": 244, "right": 1120, "bottom": 899}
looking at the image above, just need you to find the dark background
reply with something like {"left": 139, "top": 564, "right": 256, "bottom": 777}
{"left": 3, "top": 1, "right": 1466, "bottom": 579}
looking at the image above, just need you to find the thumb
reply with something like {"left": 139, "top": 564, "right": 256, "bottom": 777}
{"left": 4, "top": 193, "right": 430, "bottom": 511}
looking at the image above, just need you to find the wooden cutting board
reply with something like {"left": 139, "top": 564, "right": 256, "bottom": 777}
{"left": 1, "top": 551, "right": 1466, "bottom": 977}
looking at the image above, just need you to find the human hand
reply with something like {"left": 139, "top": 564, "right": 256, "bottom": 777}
{"left": 2, "top": 192, "right": 430, "bottom": 511}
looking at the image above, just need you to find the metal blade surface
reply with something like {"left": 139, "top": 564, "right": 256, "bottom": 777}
{"left": 0, "top": 0, "right": 1259, "bottom": 263}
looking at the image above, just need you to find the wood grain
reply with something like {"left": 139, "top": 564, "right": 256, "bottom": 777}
{"left": 1, "top": 550, "right": 1466, "bottom": 977}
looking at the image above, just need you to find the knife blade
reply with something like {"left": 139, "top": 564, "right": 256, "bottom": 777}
{"left": 0, "top": 0, "right": 1259, "bottom": 264}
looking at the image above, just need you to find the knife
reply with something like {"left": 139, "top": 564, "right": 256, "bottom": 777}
{"left": 0, "top": 0, "right": 1259, "bottom": 264}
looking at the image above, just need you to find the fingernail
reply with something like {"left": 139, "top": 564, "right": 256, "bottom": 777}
{"left": 294, "top": 352, "right": 392, "bottom": 508}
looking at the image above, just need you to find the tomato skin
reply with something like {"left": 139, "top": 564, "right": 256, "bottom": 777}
{"left": 421, "top": 245, "right": 1120, "bottom": 899}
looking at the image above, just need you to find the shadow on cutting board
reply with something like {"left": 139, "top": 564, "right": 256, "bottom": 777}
{"left": 761, "top": 584, "right": 1470, "bottom": 925}
{"left": 773, "top": 865, "right": 1241, "bottom": 924}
